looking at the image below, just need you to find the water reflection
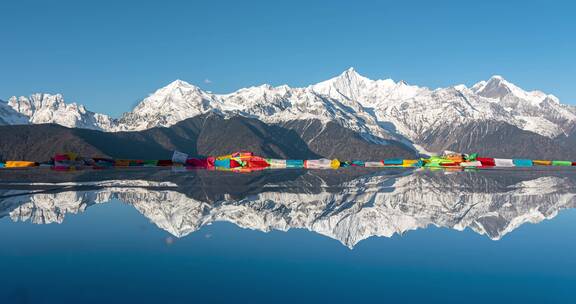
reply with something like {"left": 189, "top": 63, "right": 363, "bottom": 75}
{"left": 1, "top": 168, "right": 575, "bottom": 248}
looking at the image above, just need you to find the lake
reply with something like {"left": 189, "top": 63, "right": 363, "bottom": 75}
{"left": 1, "top": 168, "right": 575, "bottom": 303}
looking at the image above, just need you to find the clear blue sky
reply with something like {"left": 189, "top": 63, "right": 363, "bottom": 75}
{"left": 1, "top": 0, "right": 574, "bottom": 116}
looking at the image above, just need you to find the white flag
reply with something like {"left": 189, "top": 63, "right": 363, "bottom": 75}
{"left": 171, "top": 150, "right": 189, "bottom": 164}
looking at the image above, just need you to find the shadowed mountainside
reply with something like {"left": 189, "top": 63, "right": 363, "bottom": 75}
{"left": 0, "top": 113, "right": 416, "bottom": 161}
{"left": 420, "top": 121, "right": 576, "bottom": 159}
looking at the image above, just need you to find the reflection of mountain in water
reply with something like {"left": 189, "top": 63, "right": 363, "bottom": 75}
{"left": 1, "top": 169, "right": 575, "bottom": 248}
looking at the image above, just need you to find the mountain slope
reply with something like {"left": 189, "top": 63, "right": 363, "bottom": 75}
{"left": 0, "top": 113, "right": 416, "bottom": 161}
{"left": 419, "top": 120, "right": 576, "bottom": 159}
{"left": 0, "top": 100, "right": 29, "bottom": 125}
{"left": 279, "top": 119, "right": 414, "bottom": 160}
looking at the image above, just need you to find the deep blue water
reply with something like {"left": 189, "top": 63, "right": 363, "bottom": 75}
{"left": 1, "top": 169, "right": 575, "bottom": 303}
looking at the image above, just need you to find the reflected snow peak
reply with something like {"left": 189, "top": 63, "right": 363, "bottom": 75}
{"left": 1, "top": 169, "right": 575, "bottom": 248}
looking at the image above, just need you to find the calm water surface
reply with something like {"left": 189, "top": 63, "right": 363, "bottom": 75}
{"left": 1, "top": 168, "right": 575, "bottom": 303}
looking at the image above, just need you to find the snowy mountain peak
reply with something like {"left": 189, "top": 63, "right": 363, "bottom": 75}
{"left": 453, "top": 84, "right": 468, "bottom": 91}
{"left": 311, "top": 68, "right": 425, "bottom": 109}
{"left": 5, "top": 93, "right": 115, "bottom": 130}
{"left": 473, "top": 75, "right": 551, "bottom": 106}
{"left": 116, "top": 79, "right": 220, "bottom": 131}
{"left": 154, "top": 79, "right": 204, "bottom": 96}
{"left": 166, "top": 79, "right": 196, "bottom": 89}
{"left": 170, "top": 79, "right": 187, "bottom": 85}
{"left": 473, "top": 75, "right": 513, "bottom": 98}
{"left": 311, "top": 68, "right": 371, "bottom": 99}
{"left": 313, "top": 68, "right": 385, "bottom": 103}
{"left": 467, "top": 75, "right": 576, "bottom": 137}
{"left": 341, "top": 66, "right": 363, "bottom": 77}
{"left": 471, "top": 80, "right": 486, "bottom": 92}
{"left": 335, "top": 67, "right": 370, "bottom": 83}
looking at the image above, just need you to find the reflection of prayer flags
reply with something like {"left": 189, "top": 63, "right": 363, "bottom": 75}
{"left": 477, "top": 158, "right": 495, "bottom": 166}
{"left": 512, "top": 159, "right": 532, "bottom": 167}
{"left": 552, "top": 160, "right": 572, "bottom": 166}
{"left": 215, "top": 159, "right": 230, "bottom": 168}
{"left": 460, "top": 161, "right": 481, "bottom": 167}
{"left": 267, "top": 159, "right": 287, "bottom": 168}
{"left": 286, "top": 160, "right": 304, "bottom": 168}
{"left": 365, "top": 161, "right": 384, "bottom": 167}
{"left": 5, "top": 161, "right": 36, "bottom": 168}
{"left": 383, "top": 159, "right": 403, "bottom": 165}
{"left": 304, "top": 159, "right": 333, "bottom": 169}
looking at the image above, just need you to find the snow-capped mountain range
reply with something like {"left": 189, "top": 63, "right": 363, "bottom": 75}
{"left": 2, "top": 68, "right": 575, "bottom": 152}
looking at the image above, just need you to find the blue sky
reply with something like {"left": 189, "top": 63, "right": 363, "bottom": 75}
{"left": 1, "top": 0, "right": 574, "bottom": 116}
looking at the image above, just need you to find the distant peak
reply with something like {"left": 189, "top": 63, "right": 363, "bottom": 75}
{"left": 453, "top": 84, "right": 468, "bottom": 91}
{"left": 341, "top": 67, "right": 361, "bottom": 77}
{"left": 155, "top": 79, "right": 205, "bottom": 95}
{"left": 166, "top": 79, "right": 194, "bottom": 88}
{"left": 333, "top": 67, "right": 370, "bottom": 84}
{"left": 257, "top": 84, "right": 273, "bottom": 90}
{"left": 486, "top": 75, "right": 522, "bottom": 90}
{"left": 485, "top": 75, "right": 517, "bottom": 89}
{"left": 474, "top": 75, "right": 551, "bottom": 106}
